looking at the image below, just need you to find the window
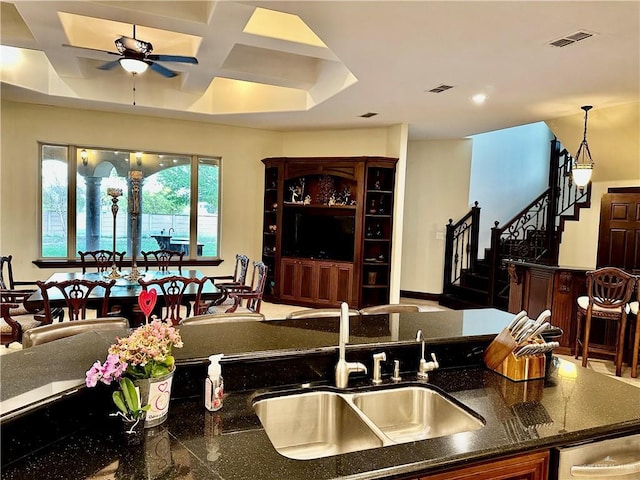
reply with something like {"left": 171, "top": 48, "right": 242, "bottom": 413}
{"left": 40, "top": 144, "right": 220, "bottom": 260}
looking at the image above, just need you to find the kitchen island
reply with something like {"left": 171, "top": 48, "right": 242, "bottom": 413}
{"left": 1, "top": 309, "right": 639, "bottom": 479}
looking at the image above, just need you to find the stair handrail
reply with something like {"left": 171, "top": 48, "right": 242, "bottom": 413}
{"left": 443, "top": 201, "right": 480, "bottom": 294}
{"left": 486, "top": 139, "right": 591, "bottom": 305}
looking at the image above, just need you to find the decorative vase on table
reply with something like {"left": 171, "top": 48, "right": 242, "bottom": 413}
{"left": 135, "top": 369, "right": 175, "bottom": 428}
{"left": 85, "top": 292, "right": 183, "bottom": 433}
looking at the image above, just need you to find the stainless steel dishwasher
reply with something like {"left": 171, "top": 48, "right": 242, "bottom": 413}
{"left": 556, "top": 433, "right": 640, "bottom": 479}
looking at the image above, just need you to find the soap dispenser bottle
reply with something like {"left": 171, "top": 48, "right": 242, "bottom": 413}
{"left": 205, "top": 354, "right": 224, "bottom": 411}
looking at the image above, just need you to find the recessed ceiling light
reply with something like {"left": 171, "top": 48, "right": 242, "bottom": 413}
{"left": 359, "top": 112, "right": 378, "bottom": 118}
{"left": 472, "top": 94, "right": 487, "bottom": 105}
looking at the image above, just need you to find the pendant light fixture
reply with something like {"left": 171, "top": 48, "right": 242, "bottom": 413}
{"left": 572, "top": 105, "right": 594, "bottom": 190}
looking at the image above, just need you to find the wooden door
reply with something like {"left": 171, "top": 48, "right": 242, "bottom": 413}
{"left": 597, "top": 188, "right": 640, "bottom": 273}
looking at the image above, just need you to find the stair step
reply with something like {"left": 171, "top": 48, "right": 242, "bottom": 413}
{"left": 439, "top": 294, "right": 487, "bottom": 311}
{"left": 447, "top": 284, "right": 490, "bottom": 306}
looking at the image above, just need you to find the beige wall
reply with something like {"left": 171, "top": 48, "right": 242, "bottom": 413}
{"left": 4, "top": 99, "right": 634, "bottom": 296}
{"left": 401, "top": 139, "right": 473, "bottom": 294}
{"left": 0, "top": 101, "right": 406, "bottom": 292}
{"left": 546, "top": 102, "right": 640, "bottom": 268}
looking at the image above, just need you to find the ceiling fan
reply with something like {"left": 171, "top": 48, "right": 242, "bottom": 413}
{"left": 64, "top": 25, "right": 198, "bottom": 78}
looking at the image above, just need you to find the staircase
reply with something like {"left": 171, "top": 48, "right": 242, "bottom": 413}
{"left": 440, "top": 139, "right": 591, "bottom": 310}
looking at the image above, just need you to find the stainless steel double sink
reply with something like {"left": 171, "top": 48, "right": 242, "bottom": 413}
{"left": 253, "top": 384, "right": 485, "bottom": 460}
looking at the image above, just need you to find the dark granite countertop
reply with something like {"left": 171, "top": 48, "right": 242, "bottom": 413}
{"left": 2, "top": 308, "right": 639, "bottom": 479}
{"left": 0, "top": 309, "right": 513, "bottom": 420}
{"left": 2, "top": 363, "right": 639, "bottom": 480}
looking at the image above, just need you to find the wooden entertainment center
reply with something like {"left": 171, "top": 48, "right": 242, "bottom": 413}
{"left": 261, "top": 156, "right": 398, "bottom": 309}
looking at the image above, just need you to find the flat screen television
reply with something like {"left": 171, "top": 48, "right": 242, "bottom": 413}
{"left": 282, "top": 210, "right": 355, "bottom": 262}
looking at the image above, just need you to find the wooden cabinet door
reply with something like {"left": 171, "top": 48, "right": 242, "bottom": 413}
{"left": 298, "top": 260, "right": 316, "bottom": 303}
{"left": 280, "top": 258, "right": 299, "bottom": 301}
{"left": 418, "top": 451, "right": 549, "bottom": 480}
{"left": 334, "top": 263, "right": 354, "bottom": 305}
{"left": 316, "top": 261, "right": 354, "bottom": 306}
{"left": 316, "top": 262, "right": 334, "bottom": 305}
{"left": 597, "top": 190, "right": 640, "bottom": 273}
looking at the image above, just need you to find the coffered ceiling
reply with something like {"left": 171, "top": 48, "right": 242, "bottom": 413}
{"left": 1, "top": 1, "right": 638, "bottom": 139}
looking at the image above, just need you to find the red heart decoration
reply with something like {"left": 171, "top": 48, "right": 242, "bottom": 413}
{"left": 138, "top": 289, "right": 157, "bottom": 320}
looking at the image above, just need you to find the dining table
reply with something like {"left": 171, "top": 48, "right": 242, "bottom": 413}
{"left": 24, "top": 269, "right": 221, "bottom": 325}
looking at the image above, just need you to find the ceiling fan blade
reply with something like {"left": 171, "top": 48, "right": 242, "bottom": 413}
{"left": 97, "top": 59, "right": 122, "bottom": 71}
{"left": 147, "top": 54, "right": 198, "bottom": 64}
{"left": 149, "top": 61, "right": 178, "bottom": 78}
{"left": 62, "top": 44, "right": 120, "bottom": 56}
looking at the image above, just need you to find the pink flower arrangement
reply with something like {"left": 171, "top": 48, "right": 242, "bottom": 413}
{"left": 108, "top": 318, "right": 183, "bottom": 380}
{"left": 85, "top": 318, "right": 183, "bottom": 421}
{"left": 86, "top": 353, "right": 128, "bottom": 387}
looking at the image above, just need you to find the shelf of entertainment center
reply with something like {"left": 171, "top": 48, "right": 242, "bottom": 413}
{"left": 283, "top": 203, "right": 356, "bottom": 210}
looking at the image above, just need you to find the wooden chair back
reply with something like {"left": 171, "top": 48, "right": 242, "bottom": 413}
{"left": 0, "top": 255, "right": 16, "bottom": 289}
{"left": 36, "top": 278, "right": 116, "bottom": 322}
{"left": 141, "top": 250, "right": 185, "bottom": 273}
{"left": 586, "top": 267, "right": 636, "bottom": 311}
{"left": 78, "top": 250, "right": 125, "bottom": 273}
{"left": 243, "top": 261, "right": 268, "bottom": 313}
{"left": 232, "top": 254, "right": 250, "bottom": 285}
{"left": 138, "top": 275, "right": 206, "bottom": 325}
{"left": 1, "top": 254, "right": 38, "bottom": 289}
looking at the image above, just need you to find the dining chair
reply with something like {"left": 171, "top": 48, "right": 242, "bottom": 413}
{"left": 1, "top": 255, "right": 63, "bottom": 345}
{"left": 574, "top": 267, "right": 636, "bottom": 376}
{"left": 0, "top": 254, "right": 39, "bottom": 291}
{"left": 0, "top": 302, "right": 43, "bottom": 347}
{"left": 180, "top": 312, "right": 265, "bottom": 325}
{"left": 141, "top": 249, "right": 185, "bottom": 273}
{"left": 200, "top": 254, "right": 250, "bottom": 311}
{"left": 200, "top": 262, "right": 268, "bottom": 315}
{"left": 140, "top": 249, "right": 192, "bottom": 316}
{"left": 36, "top": 278, "right": 117, "bottom": 322}
{"left": 359, "top": 304, "right": 421, "bottom": 315}
{"left": 286, "top": 308, "right": 359, "bottom": 320}
{"left": 138, "top": 275, "right": 206, "bottom": 325}
{"left": 22, "top": 317, "right": 129, "bottom": 348}
{"left": 78, "top": 249, "right": 125, "bottom": 273}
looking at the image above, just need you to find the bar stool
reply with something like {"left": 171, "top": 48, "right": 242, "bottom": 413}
{"left": 574, "top": 267, "right": 636, "bottom": 377}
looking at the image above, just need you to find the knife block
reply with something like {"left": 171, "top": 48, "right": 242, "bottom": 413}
{"left": 484, "top": 328, "right": 545, "bottom": 382}
{"left": 492, "top": 351, "right": 546, "bottom": 382}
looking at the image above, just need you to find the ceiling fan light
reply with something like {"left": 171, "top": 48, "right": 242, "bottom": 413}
{"left": 119, "top": 58, "right": 148, "bottom": 74}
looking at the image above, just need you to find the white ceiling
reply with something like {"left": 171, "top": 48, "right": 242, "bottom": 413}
{"left": 1, "top": 1, "right": 638, "bottom": 140}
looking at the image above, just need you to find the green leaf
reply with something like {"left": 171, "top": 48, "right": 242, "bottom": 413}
{"left": 112, "top": 391, "right": 128, "bottom": 415}
{"left": 120, "top": 378, "right": 139, "bottom": 411}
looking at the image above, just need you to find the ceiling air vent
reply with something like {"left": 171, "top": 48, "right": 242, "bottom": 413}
{"left": 549, "top": 30, "right": 594, "bottom": 47}
{"left": 359, "top": 112, "right": 378, "bottom": 118}
{"left": 428, "top": 84, "right": 454, "bottom": 93}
